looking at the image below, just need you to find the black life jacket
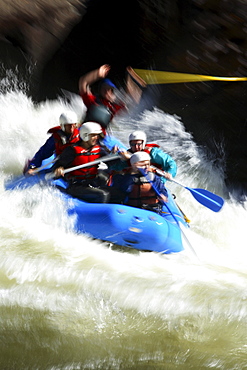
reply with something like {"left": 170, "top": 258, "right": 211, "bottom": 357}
{"left": 84, "top": 96, "right": 112, "bottom": 128}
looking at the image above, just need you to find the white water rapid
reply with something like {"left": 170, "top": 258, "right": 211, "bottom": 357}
{"left": 0, "top": 73, "right": 247, "bottom": 369}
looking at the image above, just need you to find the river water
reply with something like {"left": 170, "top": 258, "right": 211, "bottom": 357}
{"left": 0, "top": 73, "right": 247, "bottom": 369}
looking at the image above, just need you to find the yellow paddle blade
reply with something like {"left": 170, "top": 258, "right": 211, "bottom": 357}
{"left": 133, "top": 69, "right": 247, "bottom": 84}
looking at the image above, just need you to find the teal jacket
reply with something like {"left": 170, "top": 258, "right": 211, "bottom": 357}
{"left": 110, "top": 144, "right": 177, "bottom": 183}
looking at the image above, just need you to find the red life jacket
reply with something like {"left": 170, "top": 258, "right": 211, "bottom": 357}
{"left": 47, "top": 126, "right": 80, "bottom": 155}
{"left": 144, "top": 143, "right": 160, "bottom": 153}
{"left": 66, "top": 143, "right": 102, "bottom": 180}
{"left": 127, "top": 172, "right": 158, "bottom": 207}
{"left": 143, "top": 144, "right": 163, "bottom": 170}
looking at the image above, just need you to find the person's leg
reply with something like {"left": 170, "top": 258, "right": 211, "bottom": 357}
{"left": 67, "top": 184, "right": 110, "bottom": 203}
{"left": 101, "top": 186, "right": 126, "bottom": 204}
{"left": 96, "top": 170, "right": 109, "bottom": 186}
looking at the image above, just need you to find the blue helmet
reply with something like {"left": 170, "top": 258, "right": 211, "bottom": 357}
{"left": 100, "top": 78, "right": 117, "bottom": 89}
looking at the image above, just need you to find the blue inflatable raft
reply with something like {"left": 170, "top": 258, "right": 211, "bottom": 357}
{"left": 5, "top": 172, "right": 189, "bottom": 254}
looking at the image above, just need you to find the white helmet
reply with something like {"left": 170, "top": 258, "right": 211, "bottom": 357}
{"left": 129, "top": 130, "right": 147, "bottom": 148}
{"left": 130, "top": 151, "right": 150, "bottom": 165}
{"left": 80, "top": 122, "right": 103, "bottom": 142}
{"left": 59, "top": 111, "right": 78, "bottom": 131}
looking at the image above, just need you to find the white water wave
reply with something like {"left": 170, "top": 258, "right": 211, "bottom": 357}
{"left": 0, "top": 85, "right": 246, "bottom": 327}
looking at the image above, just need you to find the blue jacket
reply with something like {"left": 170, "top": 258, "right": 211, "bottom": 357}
{"left": 29, "top": 136, "right": 55, "bottom": 168}
{"left": 112, "top": 172, "right": 168, "bottom": 202}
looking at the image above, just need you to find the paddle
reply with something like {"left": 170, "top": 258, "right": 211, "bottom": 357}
{"left": 126, "top": 67, "right": 147, "bottom": 104}
{"left": 133, "top": 69, "right": 247, "bottom": 85}
{"left": 151, "top": 166, "right": 224, "bottom": 212}
{"left": 137, "top": 167, "right": 182, "bottom": 218}
{"left": 45, "top": 153, "right": 120, "bottom": 179}
{"left": 31, "top": 157, "right": 57, "bottom": 174}
{"left": 138, "top": 167, "right": 197, "bottom": 257}
{"left": 5, "top": 157, "right": 58, "bottom": 190}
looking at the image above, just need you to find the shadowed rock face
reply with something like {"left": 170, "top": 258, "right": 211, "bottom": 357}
{"left": 138, "top": 0, "right": 247, "bottom": 197}
{"left": 0, "top": 0, "right": 246, "bottom": 196}
{"left": 0, "top": 0, "right": 85, "bottom": 64}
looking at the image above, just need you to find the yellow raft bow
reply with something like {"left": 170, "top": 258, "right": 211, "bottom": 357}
{"left": 133, "top": 69, "right": 247, "bottom": 84}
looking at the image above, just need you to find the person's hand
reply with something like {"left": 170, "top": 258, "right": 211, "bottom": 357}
{"left": 54, "top": 167, "right": 64, "bottom": 178}
{"left": 119, "top": 150, "right": 131, "bottom": 161}
{"left": 111, "top": 145, "right": 118, "bottom": 153}
{"left": 99, "top": 64, "right": 110, "bottom": 78}
{"left": 163, "top": 172, "right": 173, "bottom": 180}
{"left": 159, "top": 194, "right": 168, "bottom": 203}
{"left": 25, "top": 168, "right": 37, "bottom": 176}
{"left": 111, "top": 146, "right": 131, "bottom": 161}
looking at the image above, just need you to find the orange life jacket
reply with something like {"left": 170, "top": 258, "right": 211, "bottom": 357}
{"left": 127, "top": 172, "right": 158, "bottom": 207}
{"left": 47, "top": 126, "right": 80, "bottom": 155}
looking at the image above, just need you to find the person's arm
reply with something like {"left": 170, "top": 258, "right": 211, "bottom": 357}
{"left": 111, "top": 173, "right": 134, "bottom": 193}
{"left": 52, "top": 146, "right": 76, "bottom": 169}
{"left": 79, "top": 64, "right": 111, "bottom": 95}
{"left": 151, "top": 147, "right": 177, "bottom": 179}
{"left": 153, "top": 175, "right": 168, "bottom": 202}
{"left": 51, "top": 146, "right": 76, "bottom": 178}
{"left": 26, "top": 136, "right": 55, "bottom": 173}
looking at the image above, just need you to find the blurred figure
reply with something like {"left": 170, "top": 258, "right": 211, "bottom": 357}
{"left": 24, "top": 111, "right": 80, "bottom": 175}
{"left": 79, "top": 64, "right": 126, "bottom": 133}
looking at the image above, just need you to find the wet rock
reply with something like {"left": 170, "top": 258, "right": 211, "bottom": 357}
{"left": 0, "top": 0, "right": 85, "bottom": 65}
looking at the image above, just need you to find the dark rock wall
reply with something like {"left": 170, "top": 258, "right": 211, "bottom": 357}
{"left": 0, "top": 0, "right": 85, "bottom": 64}
{"left": 130, "top": 0, "right": 247, "bottom": 196}
{"left": 0, "top": 0, "right": 87, "bottom": 95}
{"left": 0, "top": 0, "right": 246, "bottom": 196}
{"left": 37, "top": 0, "right": 142, "bottom": 98}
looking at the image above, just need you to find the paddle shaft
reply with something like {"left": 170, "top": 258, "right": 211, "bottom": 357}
{"left": 45, "top": 153, "right": 120, "bottom": 180}
{"left": 138, "top": 168, "right": 180, "bottom": 225}
{"left": 138, "top": 168, "right": 197, "bottom": 257}
{"left": 32, "top": 157, "right": 57, "bottom": 174}
{"left": 134, "top": 69, "right": 247, "bottom": 84}
{"left": 63, "top": 153, "right": 120, "bottom": 174}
